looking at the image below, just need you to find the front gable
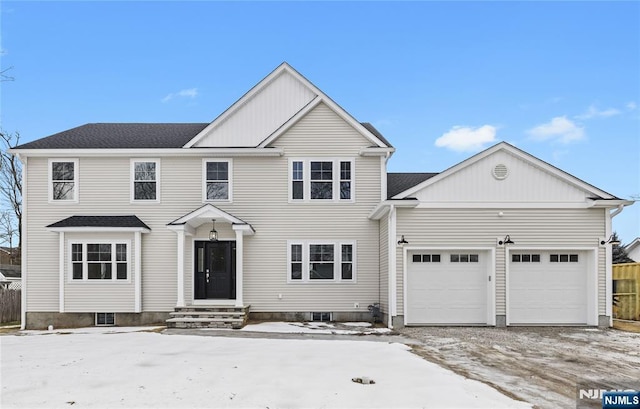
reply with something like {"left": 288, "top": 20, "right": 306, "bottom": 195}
{"left": 185, "top": 62, "right": 390, "bottom": 149}
{"left": 395, "top": 142, "right": 619, "bottom": 206}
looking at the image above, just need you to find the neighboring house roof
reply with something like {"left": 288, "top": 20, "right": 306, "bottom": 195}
{"left": 0, "top": 265, "right": 21, "bottom": 278}
{"left": 46, "top": 215, "right": 151, "bottom": 230}
{"left": 13, "top": 123, "right": 210, "bottom": 150}
{"left": 625, "top": 238, "right": 640, "bottom": 261}
{"left": 387, "top": 173, "right": 439, "bottom": 199}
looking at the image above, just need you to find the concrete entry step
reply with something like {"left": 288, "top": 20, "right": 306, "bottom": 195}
{"left": 166, "top": 305, "right": 250, "bottom": 329}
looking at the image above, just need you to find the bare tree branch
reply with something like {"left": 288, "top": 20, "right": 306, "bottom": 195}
{"left": 1, "top": 67, "right": 14, "bottom": 82}
{"left": 0, "top": 131, "right": 22, "bottom": 249}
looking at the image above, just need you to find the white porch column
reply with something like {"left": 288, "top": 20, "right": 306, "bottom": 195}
{"left": 134, "top": 231, "right": 142, "bottom": 313}
{"left": 176, "top": 229, "right": 186, "bottom": 308}
{"left": 59, "top": 232, "right": 65, "bottom": 313}
{"left": 235, "top": 229, "right": 244, "bottom": 307}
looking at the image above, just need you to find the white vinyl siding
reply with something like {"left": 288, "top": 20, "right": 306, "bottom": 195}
{"left": 395, "top": 208, "right": 606, "bottom": 318}
{"left": 413, "top": 150, "right": 590, "bottom": 203}
{"left": 24, "top": 103, "right": 382, "bottom": 315}
{"left": 192, "top": 70, "right": 316, "bottom": 148}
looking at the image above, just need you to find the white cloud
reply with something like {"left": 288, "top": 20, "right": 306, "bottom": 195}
{"left": 527, "top": 116, "right": 585, "bottom": 144}
{"left": 575, "top": 104, "right": 621, "bottom": 120}
{"left": 161, "top": 88, "right": 198, "bottom": 103}
{"left": 627, "top": 101, "right": 637, "bottom": 111}
{"left": 434, "top": 125, "right": 497, "bottom": 152}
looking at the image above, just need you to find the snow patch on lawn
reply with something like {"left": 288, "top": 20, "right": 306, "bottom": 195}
{"left": 236, "top": 321, "right": 391, "bottom": 334}
{"left": 1, "top": 330, "right": 531, "bottom": 408}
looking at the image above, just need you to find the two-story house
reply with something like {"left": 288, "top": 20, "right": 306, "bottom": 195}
{"left": 11, "top": 63, "right": 632, "bottom": 330}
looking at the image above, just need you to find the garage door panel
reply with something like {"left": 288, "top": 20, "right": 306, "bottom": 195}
{"left": 407, "top": 250, "right": 488, "bottom": 325}
{"left": 509, "top": 250, "right": 587, "bottom": 324}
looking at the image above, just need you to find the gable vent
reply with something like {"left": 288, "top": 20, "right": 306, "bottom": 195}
{"left": 492, "top": 164, "right": 509, "bottom": 180}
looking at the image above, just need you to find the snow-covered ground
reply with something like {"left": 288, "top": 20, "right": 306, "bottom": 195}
{"left": 238, "top": 321, "right": 392, "bottom": 334}
{"left": 0, "top": 327, "right": 531, "bottom": 408}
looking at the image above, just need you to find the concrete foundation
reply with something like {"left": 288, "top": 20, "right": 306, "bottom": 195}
{"left": 391, "top": 315, "right": 405, "bottom": 329}
{"left": 598, "top": 315, "right": 611, "bottom": 328}
{"left": 25, "top": 312, "right": 170, "bottom": 330}
{"left": 249, "top": 311, "right": 374, "bottom": 322}
{"left": 495, "top": 315, "right": 507, "bottom": 327}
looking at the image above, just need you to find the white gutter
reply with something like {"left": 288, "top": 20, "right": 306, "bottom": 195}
{"left": 8, "top": 147, "right": 285, "bottom": 158}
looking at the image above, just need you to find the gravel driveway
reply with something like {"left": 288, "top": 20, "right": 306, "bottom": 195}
{"left": 399, "top": 327, "right": 640, "bottom": 408}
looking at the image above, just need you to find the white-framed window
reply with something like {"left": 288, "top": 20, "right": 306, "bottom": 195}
{"left": 69, "top": 241, "right": 130, "bottom": 281}
{"left": 287, "top": 240, "right": 356, "bottom": 282}
{"left": 289, "top": 158, "right": 355, "bottom": 202}
{"left": 131, "top": 159, "right": 160, "bottom": 202}
{"left": 96, "top": 313, "right": 115, "bottom": 326}
{"left": 550, "top": 254, "right": 579, "bottom": 263}
{"left": 450, "top": 253, "right": 479, "bottom": 263}
{"left": 412, "top": 254, "right": 441, "bottom": 263}
{"left": 203, "top": 159, "right": 232, "bottom": 202}
{"left": 49, "top": 158, "right": 78, "bottom": 202}
{"left": 512, "top": 254, "right": 541, "bottom": 263}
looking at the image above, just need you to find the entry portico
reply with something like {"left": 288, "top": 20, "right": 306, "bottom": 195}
{"left": 167, "top": 204, "right": 255, "bottom": 308}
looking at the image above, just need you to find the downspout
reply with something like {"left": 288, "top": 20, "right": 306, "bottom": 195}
{"left": 388, "top": 204, "right": 396, "bottom": 328}
{"left": 605, "top": 204, "right": 626, "bottom": 326}
{"left": 18, "top": 154, "right": 27, "bottom": 330}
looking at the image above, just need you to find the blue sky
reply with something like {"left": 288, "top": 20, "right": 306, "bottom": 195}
{"left": 1, "top": 1, "right": 639, "bottom": 243}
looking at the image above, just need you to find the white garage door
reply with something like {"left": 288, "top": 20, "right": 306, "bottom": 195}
{"left": 509, "top": 251, "right": 587, "bottom": 324}
{"left": 407, "top": 251, "right": 488, "bottom": 324}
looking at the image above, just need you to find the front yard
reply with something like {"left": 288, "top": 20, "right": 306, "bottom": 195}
{"left": 0, "top": 326, "right": 529, "bottom": 409}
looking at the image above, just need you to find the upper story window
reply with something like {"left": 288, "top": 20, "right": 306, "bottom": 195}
{"left": 70, "top": 242, "right": 129, "bottom": 281}
{"left": 287, "top": 240, "right": 356, "bottom": 282}
{"left": 49, "top": 159, "right": 78, "bottom": 202}
{"left": 131, "top": 159, "right": 160, "bottom": 202}
{"left": 203, "top": 159, "right": 232, "bottom": 202}
{"left": 289, "top": 159, "right": 354, "bottom": 202}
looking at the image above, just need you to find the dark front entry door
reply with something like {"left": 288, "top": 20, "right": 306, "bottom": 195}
{"left": 194, "top": 241, "right": 236, "bottom": 300}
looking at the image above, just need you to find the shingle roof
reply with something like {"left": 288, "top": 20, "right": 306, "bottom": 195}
{"left": 387, "top": 173, "right": 438, "bottom": 199}
{"left": 360, "top": 123, "right": 393, "bottom": 148}
{"left": 46, "top": 215, "right": 151, "bottom": 230}
{"left": 14, "top": 123, "right": 209, "bottom": 149}
{"left": 0, "top": 265, "right": 21, "bottom": 278}
{"left": 14, "top": 122, "right": 391, "bottom": 149}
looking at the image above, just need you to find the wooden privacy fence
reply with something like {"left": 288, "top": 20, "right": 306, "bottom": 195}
{"left": 613, "top": 263, "right": 640, "bottom": 321}
{"left": 0, "top": 288, "right": 21, "bottom": 323}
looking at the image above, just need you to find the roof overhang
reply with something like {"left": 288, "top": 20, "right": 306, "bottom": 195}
{"left": 167, "top": 204, "right": 255, "bottom": 236}
{"left": 9, "top": 147, "right": 284, "bottom": 158}
{"left": 368, "top": 199, "right": 419, "bottom": 220}
{"left": 588, "top": 199, "right": 635, "bottom": 208}
{"left": 46, "top": 215, "right": 151, "bottom": 233}
{"left": 359, "top": 147, "right": 395, "bottom": 157}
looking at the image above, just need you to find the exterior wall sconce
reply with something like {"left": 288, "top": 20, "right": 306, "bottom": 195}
{"left": 209, "top": 219, "right": 218, "bottom": 242}
{"left": 498, "top": 235, "right": 514, "bottom": 245}
{"left": 600, "top": 235, "right": 620, "bottom": 246}
{"left": 397, "top": 235, "right": 409, "bottom": 245}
